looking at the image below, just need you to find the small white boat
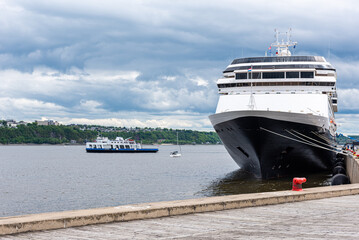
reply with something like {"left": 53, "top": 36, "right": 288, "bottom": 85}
{"left": 170, "top": 132, "right": 182, "bottom": 157}
{"left": 170, "top": 150, "right": 182, "bottom": 158}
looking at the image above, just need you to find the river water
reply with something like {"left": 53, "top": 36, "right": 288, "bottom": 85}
{"left": 0, "top": 145, "right": 331, "bottom": 217}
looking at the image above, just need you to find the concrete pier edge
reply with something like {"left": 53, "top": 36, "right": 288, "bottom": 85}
{"left": 346, "top": 154, "right": 359, "bottom": 183}
{"left": 1, "top": 183, "right": 359, "bottom": 236}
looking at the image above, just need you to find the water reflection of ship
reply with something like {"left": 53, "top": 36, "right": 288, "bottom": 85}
{"left": 198, "top": 169, "right": 332, "bottom": 197}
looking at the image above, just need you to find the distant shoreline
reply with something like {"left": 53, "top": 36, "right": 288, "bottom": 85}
{"left": 0, "top": 143, "right": 85, "bottom": 146}
{"left": 0, "top": 124, "right": 221, "bottom": 145}
{"left": 0, "top": 143, "right": 222, "bottom": 146}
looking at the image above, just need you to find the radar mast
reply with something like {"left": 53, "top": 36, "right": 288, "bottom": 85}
{"left": 271, "top": 28, "right": 297, "bottom": 56}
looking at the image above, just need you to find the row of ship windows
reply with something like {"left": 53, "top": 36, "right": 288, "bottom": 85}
{"left": 89, "top": 144, "right": 132, "bottom": 149}
{"left": 224, "top": 64, "right": 334, "bottom": 73}
{"left": 231, "top": 56, "right": 325, "bottom": 64}
{"left": 235, "top": 71, "right": 314, "bottom": 80}
{"left": 218, "top": 82, "right": 336, "bottom": 88}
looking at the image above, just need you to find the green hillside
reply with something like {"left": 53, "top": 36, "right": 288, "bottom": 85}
{"left": 0, "top": 123, "right": 221, "bottom": 145}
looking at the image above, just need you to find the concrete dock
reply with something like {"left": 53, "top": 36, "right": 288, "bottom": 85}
{"left": 2, "top": 193, "right": 359, "bottom": 239}
{"left": 0, "top": 184, "right": 359, "bottom": 238}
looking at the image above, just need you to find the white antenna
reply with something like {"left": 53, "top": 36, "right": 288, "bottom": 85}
{"left": 248, "top": 66, "right": 256, "bottom": 110}
{"left": 248, "top": 88, "right": 255, "bottom": 110}
{"left": 271, "top": 28, "right": 297, "bottom": 56}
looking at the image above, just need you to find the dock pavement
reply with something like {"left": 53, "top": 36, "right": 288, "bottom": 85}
{"left": 1, "top": 184, "right": 359, "bottom": 239}
{"left": 1, "top": 194, "right": 359, "bottom": 239}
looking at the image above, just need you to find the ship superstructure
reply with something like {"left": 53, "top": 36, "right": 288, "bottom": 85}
{"left": 209, "top": 30, "right": 338, "bottom": 178}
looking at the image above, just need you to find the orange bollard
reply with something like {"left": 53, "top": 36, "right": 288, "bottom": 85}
{"left": 292, "top": 177, "right": 307, "bottom": 191}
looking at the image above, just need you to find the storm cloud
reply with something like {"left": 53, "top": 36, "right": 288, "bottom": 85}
{"left": 0, "top": 0, "right": 358, "bottom": 131}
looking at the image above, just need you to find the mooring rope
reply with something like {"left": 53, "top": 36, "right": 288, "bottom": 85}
{"left": 288, "top": 129, "right": 339, "bottom": 149}
{"left": 285, "top": 129, "right": 335, "bottom": 150}
{"left": 285, "top": 129, "right": 324, "bottom": 148}
{"left": 311, "top": 131, "right": 336, "bottom": 146}
{"left": 260, "top": 127, "right": 347, "bottom": 155}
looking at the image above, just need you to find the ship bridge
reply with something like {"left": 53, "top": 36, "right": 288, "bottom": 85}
{"left": 216, "top": 56, "right": 338, "bottom": 112}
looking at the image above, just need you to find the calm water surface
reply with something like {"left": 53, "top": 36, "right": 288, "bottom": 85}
{"left": 0, "top": 145, "right": 331, "bottom": 217}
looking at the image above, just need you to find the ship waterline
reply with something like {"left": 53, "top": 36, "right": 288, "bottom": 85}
{"left": 210, "top": 111, "right": 335, "bottom": 179}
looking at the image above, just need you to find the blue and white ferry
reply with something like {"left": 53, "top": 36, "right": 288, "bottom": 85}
{"left": 86, "top": 137, "right": 158, "bottom": 153}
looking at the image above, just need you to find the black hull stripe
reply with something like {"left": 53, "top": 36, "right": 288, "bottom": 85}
{"left": 213, "top": 116, "right": 335, "bottom": 179}
{"left": 86, "top": 149, "right": 158, "bottom": 153}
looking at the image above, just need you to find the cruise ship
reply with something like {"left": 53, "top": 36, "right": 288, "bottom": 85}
{"left": 209, "top": 30, "right": 338, "bottom": 179}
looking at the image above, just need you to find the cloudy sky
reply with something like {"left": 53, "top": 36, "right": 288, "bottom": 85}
{"left": 0, "top": 0, "right": 359, "bottom": 133}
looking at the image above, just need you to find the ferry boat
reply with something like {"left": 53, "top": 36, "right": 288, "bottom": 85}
{"left": 86, "top": 137, "right": 159, "bottom": 153}
{"left": 209, "top": 30, "right": 339, "bottom": 179}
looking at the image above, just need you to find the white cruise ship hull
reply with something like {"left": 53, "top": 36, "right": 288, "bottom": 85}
{"left": 209, "top": 110, "right": 336, "bottom": 179}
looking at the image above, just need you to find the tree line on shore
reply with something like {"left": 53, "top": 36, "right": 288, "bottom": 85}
{"left": 0, "top": 123, "right": 221, "bottom": 145}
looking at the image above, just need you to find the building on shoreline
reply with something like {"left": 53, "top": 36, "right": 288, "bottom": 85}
{"left": 36, "top": 120, "right": 60, "bottom": 126}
